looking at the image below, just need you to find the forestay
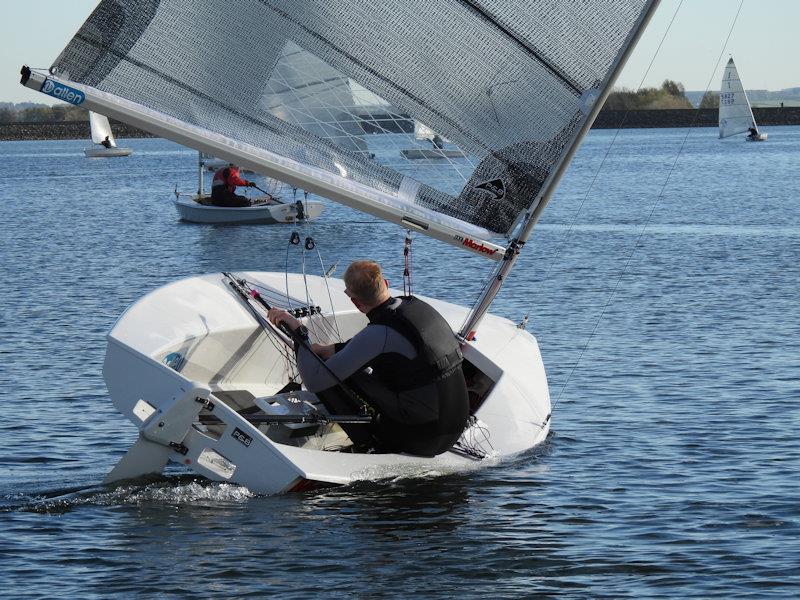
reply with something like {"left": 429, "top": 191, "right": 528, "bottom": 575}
{"left": 32, "top": 0, "right": 655, "bottom": 258}
{"left": 719, "top": 58, "right": 757, "bottom": 139}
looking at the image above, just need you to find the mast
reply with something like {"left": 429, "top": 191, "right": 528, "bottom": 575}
{"left": 198, "top": 152, "right": 204, "bottom": 196}
{"left": 739, "top": 67, "right": 760, "bottom": 133}
{"left": 458, "top": 0, "right": 662, "bottom": 340}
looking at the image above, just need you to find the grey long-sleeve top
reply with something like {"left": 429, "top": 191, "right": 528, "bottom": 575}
{"left": 297, "top": 324, "right": 440, "bottom": 424}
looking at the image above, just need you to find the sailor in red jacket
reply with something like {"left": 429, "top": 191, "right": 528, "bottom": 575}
{"left": 211, "top": 164, "right": 255, "bottom": 207}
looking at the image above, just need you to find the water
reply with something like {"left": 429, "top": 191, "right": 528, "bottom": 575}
{"left": 1, "top": 128, "right": 799, "bottom": 597}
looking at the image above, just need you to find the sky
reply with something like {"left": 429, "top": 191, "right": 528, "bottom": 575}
{"left": 2, "top": 0, "right": 799, "bottom": 105}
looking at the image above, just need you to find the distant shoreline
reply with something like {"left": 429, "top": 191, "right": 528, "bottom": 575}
{"left": 2, "top": 107, "right": 799, "bottom": 141}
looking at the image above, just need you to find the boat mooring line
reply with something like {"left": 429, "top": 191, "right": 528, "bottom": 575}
{"left": 550, "top": 0, "right": 745, "bottom": 413}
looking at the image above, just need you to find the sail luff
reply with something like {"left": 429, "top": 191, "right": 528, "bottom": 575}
{"left": 21, "top": 68, "right": 504, "bottom": 261}
{"left": 457, "top": 0, "right": 663, "bottom": 339}
{"left": 741, "top": 80, "right": 759, "bottom": 133}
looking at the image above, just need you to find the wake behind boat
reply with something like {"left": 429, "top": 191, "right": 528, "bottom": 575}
{"left": 84, "top": 111, "right": 132, "bottom": 157}
{"left": 21, "top": 0, "right": 662, "bottom": 493}
{"left": 719, "top": 57, "right": 767, "bottom": 142}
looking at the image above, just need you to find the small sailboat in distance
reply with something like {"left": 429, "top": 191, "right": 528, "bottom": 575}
{"left": 173, "top": 152, "right": 325, "bottom": 224}
{"left": 401, "top": 121, "right": 466, "bottom": 159}
{"left": 719, "top": 57, "right": 767, "bottom": 142}
{"left": 84, "top": 111, "right": 133, "bottom": 157}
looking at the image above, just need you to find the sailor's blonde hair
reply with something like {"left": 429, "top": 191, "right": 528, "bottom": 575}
{"left": 344, "top": 260, "right": 384, "bottom": 304}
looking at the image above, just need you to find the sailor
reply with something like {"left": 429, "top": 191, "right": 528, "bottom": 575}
{"left": 747, "top": 126, "right": 758, "bottom": 139}
{"left": 100, "top": 136, "right": 112, "bottom": 149}
{"left": 211, "top": 164, "right": 255, "bottom": 207}
{"left": 268, "top": 260, "right": 470, "bottom": 456}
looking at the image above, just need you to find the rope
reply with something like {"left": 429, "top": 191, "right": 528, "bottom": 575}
{"left": 550, "top": 0, "right": 746, "bottom": 414}
{"left": 317, "top": 248, "right": 343, "bottom": 342}
{"left": 402, "top": 230, "right": 413, "bottom": 296}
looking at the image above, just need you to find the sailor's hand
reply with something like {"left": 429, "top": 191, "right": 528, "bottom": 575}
{"left": 311, "top": 343, "right": 334, "bottom": 360}
{"left": 267, "top": 308, "right": 301, "bottom": 331}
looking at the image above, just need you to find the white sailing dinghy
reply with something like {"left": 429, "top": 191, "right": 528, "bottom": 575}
{"left": 719, "top": 57, "right": 767, "bottom": 142}
{"left": 83, "top": 111, "right": 132, "bottom": 157}
{"left": 401, "top": 122, "right": 466, "bottom": 160}
{"left": 21, "top": 0, "right": 661, "bottom": 494}
{"left": 174, "top": 153, "right": 325, "bottom": 224}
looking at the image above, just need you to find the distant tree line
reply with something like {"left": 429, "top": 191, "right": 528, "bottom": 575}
{"left": 0, "top": 80, "right": 719, "bottom": 125}
{"left": 698, "top": 91, "right": 720, "bottom": 108}
{"left": 0, "top": 104, "right": 87, "bottom": 123}
{"left": 603, "top": 79, "right": 695, "bottom": 110}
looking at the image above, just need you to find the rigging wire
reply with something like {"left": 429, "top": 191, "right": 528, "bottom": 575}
{"left": 549, "top": 0, "right": 747, "bottom": 414}
{"left": 284, "top": 230, "right": 299, "bottom": 311}
{"left": 529, "top": 0, "right": 688, "bottom": 309}
{"left": 402, "top": 230, "right": 413, "bottom": 296}
{"left": 316, "top": 248, "right": 343, "bottom": 341}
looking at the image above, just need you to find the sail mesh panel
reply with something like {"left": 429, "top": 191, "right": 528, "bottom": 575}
{"left": 53, "top": 0, "right": 651, "bottom": 235}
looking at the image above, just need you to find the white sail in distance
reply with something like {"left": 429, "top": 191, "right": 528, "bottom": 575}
{"left": 24, "top": 0, "right": 658, "bottom": 259}
{"left": 414, "top": 122, "right": 437, "bottom": 142}
{"left": 719, "top": 58, "right": 759, "bottom": 139}
{"left": 89, "top": 111, "right": 116, "bottom": 146}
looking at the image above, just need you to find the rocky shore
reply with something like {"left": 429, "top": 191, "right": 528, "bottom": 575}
{"left": 2, "top": 107, "right": 799, "bottom": 141}
{"left": 594, "top": 106, "right": 800, "bottom": 129}
{"left": 0, "top": 119, "right": 154, "bottom": 141}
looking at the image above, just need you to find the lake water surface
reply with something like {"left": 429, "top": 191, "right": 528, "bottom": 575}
{"left": 1, "top": 127, "right": 799, "bottom": 597}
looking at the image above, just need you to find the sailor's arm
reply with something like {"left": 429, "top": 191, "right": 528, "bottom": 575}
{"left": 267, "top": 308, "right": 382, "bottom": 391}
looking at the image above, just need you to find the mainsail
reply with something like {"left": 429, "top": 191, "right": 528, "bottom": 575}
{"left": 89, "top": 111, "right": 116, "bottom": 146}
{"left": 23, "top": 0, "right": 658, "bottom": 260}
{"left": 719, "top": 58, "right": 758, "bottom": 139}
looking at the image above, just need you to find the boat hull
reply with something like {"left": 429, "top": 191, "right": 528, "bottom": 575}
{"left": 746, "top": 133, "right": 768, "bottom": 142}
{"left": 84, "top": 146, "right": 133, "bottom": 157}
{"left": 102, "top": 272, "right": 551, "bottom": 494}
{"left": 174, "top": 196, "right": 324, "bottom": 224}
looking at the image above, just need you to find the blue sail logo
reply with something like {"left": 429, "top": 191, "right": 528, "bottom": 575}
{"left": 40, "top": 79, "right": 85, "bottom": 105}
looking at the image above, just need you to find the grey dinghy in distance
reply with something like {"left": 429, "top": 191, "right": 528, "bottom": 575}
{"left": 22, "top": 0, "right": 661, "bottom": 493}
{"left": 84, "top": 111, "right": 132, "bottom": 157}
{"left": 172, "top": 196, "right": 323, "bottom": 225}
{"left": 172, "top": 153, "right": 325, "bottom": 225}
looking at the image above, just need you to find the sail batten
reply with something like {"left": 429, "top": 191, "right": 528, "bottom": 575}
{"left": 40, "top": 0, "right": 655, "bottom": 247}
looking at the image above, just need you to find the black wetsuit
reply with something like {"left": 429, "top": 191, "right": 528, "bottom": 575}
{"left": 211, "top": 167, "right": 251, "bottom": 207}
{"left": 211, "top": 185, "right": 250, "bottom": 207}
{"left": 296, "top": 296, "right": 469, "bottom": 456}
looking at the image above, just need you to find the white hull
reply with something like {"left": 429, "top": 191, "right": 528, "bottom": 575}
{"left": 174, "top": 195, "right": 324, "bottom": 224}
{"left": 746, "top": 133, "right": 768, "bottom": 142}
{"left": 84, "top": 146, "right": 133, "bottom": 157}
{"left": 102, "top": 273, "right": 551, "bottom": 494}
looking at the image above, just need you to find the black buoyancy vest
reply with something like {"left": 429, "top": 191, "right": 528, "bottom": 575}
{"left": 367, "top": 296, "right": 463, "bottom": 392}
